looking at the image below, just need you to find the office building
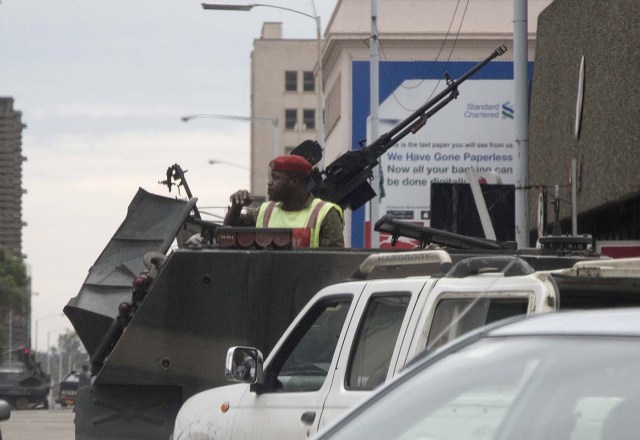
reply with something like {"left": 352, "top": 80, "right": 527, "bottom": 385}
{"left": 250, "top": 22, "right": 321, "bottom": 197}
{"left": 529, "top": 0, "right": 640, "bottom": 253}
{"left": 0, "top": 97, "right": 26, "bottom": 256}
{"left": 0, "top": 97, "right": 30, "bottom": 358}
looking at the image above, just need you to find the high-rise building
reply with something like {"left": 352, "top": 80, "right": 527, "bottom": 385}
{"left": 0, "top": 97, "right": 26, "bottom": 257}
{"left": 0, "top": 97, "right": 30, "bottom": 359}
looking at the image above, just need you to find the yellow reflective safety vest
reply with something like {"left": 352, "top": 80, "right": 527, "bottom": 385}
{"left": 256, "top": 198, "right": 342, "bottom": 248}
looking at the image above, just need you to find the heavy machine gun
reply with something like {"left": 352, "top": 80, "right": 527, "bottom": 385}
{"left": 308, "top": 45, "right": 508, "bottom": 210}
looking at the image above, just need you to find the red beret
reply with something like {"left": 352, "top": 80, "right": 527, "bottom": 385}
{"left": 269, "top": 155, "right": 312, "bottom": 176}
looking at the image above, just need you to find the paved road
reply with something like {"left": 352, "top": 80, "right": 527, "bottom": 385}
{"left": 2, "top": 408, "right": 75, "bottom": 440}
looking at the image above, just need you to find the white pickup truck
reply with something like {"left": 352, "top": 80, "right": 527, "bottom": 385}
{"left": 171, "top": 252, "right": 640, "bottom": 439}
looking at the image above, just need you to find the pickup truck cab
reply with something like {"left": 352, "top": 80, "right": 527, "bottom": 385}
{"left": 172, "top": 253, "right": 640, "bottom": 439}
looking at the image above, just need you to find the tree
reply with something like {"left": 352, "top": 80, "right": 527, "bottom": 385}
{"left": 58, "top": 331, "right": 82, "bottom": 356}
{"left": 0, "top": 244, "right": 30, "bottom": 364}
{"left": 0, "top": 244, "right": 30, "bottom": 313}
{"left": 57, "top": 331, "right": 88, "bottom": 372}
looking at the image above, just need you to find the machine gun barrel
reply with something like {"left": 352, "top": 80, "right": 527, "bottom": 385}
{"left": 312, "top": 45, "right": 508, "bottom": 210}
{"left": 370, "top": 44, "right": 507, "bottom": 157}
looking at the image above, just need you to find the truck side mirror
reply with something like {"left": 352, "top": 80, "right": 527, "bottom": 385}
{"left": 225, "top": 347, "right": 263, "bottom": 384}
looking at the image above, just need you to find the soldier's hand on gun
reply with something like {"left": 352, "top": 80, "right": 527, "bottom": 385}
{"left": 230, "top": 190, "right": 253, "bottom": 207}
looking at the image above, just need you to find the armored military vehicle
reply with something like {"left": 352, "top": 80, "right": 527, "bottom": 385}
{"left": 0, "top": 349, "right": 50, "bottom": 409}
{"left": 66, "top": 185, "right": 602, "bottom": 439}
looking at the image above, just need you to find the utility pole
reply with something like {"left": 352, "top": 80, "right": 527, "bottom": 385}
{"left": 369, "top": 0, "right": 380, "bottom": 248}
{"left": 513, "top": 0, "right": 529, "bottom": 248}
{"left": 8, "top": 307, "right": 12, "bottom": 363}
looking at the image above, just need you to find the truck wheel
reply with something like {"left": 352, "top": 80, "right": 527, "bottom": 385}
{"left": 14, "top": 397, "right": 29, "bottom": 410}
{"left": 42, "top": 398, "right": 49, "bottom": 410}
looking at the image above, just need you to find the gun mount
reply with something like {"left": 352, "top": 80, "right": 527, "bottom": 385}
{"left": 375, "top": 214, "right": 516, "bottom": 250}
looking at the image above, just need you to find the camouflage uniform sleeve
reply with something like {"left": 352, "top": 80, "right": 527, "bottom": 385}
{"left": 319, "top": 207, "right": 345, "bottom": 248}
{"left": 237, "top": 209, "right": 257, "bottom": 227}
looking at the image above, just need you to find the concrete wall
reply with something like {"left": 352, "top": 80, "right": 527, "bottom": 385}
{"left": 529, "top": 0, "right": 640, "bottom": 230}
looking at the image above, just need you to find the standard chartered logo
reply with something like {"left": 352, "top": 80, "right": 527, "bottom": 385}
{"left": 501, "top": 101, "right": 514, "bottom": 119}
{"left": 464, "top": 101, "right": 515, "bottom": 120}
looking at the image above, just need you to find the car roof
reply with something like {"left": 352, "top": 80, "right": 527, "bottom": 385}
{"left": 403, "top": 308, "right": 640, "bottom": 372}
{"left": 488, "top": 307, "right": 640, "bottom": 337}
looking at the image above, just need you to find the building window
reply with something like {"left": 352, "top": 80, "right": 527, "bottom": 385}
{"left": 326, "top": 74, "right": 342, "bottom": 138}
{"left": 426, "top": 297, "right": 529, "bottom": 351}
{"left": 267, "top": 298, "right": 352, "bottom": 392}
{"left": 346, "top": 294, "right": 410, "bottom": 390}
{"left": 285, "top": 109, "right": 297, "bottom": 130}
{"left": 285, "top": 71, "right": 297, "bottom": 92}
{"left": 303, "top": 109, "right": 315, "bottom": 130}
{"left": 303, "top": 71, "right": 315, "bottom": 92}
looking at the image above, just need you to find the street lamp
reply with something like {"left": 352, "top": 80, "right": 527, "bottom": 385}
{"left": 34, "top": 313, "right": 64, "bottom": 355}
{"left": 181, "top": 113, "right": 280, "bottom": 159}
{"left": 208, "top": 159, "right": 250, "bottom": 171}
{"left": 46, "top": 327, "right": 67, "bottom": 375}
{"left": 201, "top": 2, "right": 325, "bottom": 168}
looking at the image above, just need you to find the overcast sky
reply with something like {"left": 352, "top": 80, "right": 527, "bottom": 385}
{"left": 0, "top": 0, "right": 337, "bottom": 353}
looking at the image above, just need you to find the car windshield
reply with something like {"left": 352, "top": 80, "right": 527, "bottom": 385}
{"left": 63, "top": 373, "right": 79, "bottom": 384}
{"left": 323, "top": 336, "right": 640, "bottom": 440}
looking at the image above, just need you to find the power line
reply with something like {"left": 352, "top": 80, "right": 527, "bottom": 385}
{"left": 375, "top": 0, "right": 471, "bottom": 112}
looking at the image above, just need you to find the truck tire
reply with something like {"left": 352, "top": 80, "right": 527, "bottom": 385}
{"left": 14, "top": 397, "right": 29, "bottom": 410}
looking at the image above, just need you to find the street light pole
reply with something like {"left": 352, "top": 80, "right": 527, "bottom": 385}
{"left": 201, "top": 2, "right": 325, "bottom": 167}
{"left": 308, "top": 1, "right": 324, "bottom": 168}
{"left": 181, "top": 113, "right": 279, "bottom": 159}
{"left": 46, "top": 327, "right": 67, "bottom": 376}
{"left": 369, "top": 0, "right": 380, "bottom": 248}
{"left": 34, "top": 313, "right": 64, "bottom": 357}
{"left": 513, "top": 0, "right": 529, "bottom": 248}
{"left": 208, "top": 159, "right": 250, "bottom": 171}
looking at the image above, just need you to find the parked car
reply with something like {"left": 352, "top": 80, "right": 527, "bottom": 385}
{"left": 315, "top": 308, "right": 640, "bottom": 439}
{"left": 57, "top": 371, "right": 79, "bottom": 407}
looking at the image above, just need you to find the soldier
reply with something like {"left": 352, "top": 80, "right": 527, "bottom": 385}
{"left": 78, "top": 364, "right": 91, "bottom": 389}
{"left": 224, "top": 155, "right": 344, "bottom": 248}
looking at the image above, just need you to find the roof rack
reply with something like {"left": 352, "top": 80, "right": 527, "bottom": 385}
{"left": 445, "top": 256, "right": 535, "bottom": 278}
{"left": 562, "top": 257, "right": 640, "bottom": 278}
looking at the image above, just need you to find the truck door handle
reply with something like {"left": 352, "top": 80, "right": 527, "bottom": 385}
{"left": 301, "top": 411, "right": 316, "bottom": 425}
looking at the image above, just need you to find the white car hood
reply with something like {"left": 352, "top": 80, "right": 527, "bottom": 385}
{"left": 172, "top": 383, "right": 248, "bottom": 440}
